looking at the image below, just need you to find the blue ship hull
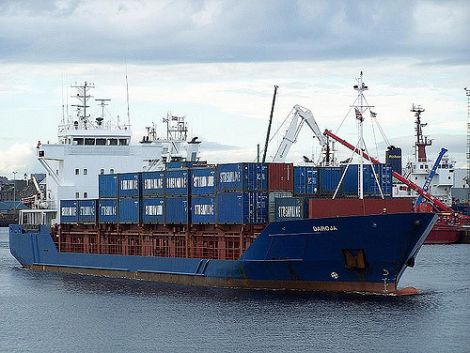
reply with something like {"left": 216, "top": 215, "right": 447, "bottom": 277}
{"left": 9, "top": 213, "right": 437, "bottom": 294}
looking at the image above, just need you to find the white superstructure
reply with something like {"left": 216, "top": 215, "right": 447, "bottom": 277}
{"left": 24, "top": 81, "right": 200, "bottom": 224}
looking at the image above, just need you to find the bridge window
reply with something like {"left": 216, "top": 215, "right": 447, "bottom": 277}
{"left": 85, "top": 138, "right": 95, "bottom": 145}
{"left": 119, "top": 139, "right": 128, "bottom": 145}
{"left": 73, "top": 138, "right": 84, "bottom": 145}
{"left": 75, "top": 168, "right": 80, "bottom": 175}
{"left": 96, "top": 138, "right": 106, "bottom": 145}
{"left": 84, "top": 192, "right": 88, "bottom": 198}
{"left": 108, "top": 139, "right": 118, "bottom": 145}
{"left": 84, "top": 168, "right": 88, "bottom": 175}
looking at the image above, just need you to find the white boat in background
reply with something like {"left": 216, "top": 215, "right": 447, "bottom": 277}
{"left": 392, "top": 104, "right": 455, "bottom": 206}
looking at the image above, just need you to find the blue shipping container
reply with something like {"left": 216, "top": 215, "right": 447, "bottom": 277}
{"left": 99, "top": 199, "right": 118, "bottom": 224}
{"left": 342, "top": 165, "right": 360, "bottom": 196}
{"left": 78, "top": 199, "right": 97, "bottom": 224}
{"left": 317, "top": 167, "right": 343, "bottom": 196}
{"left": 191, "top": 196, "right": 217, "bottom": 224}
{"left": 274, "top": 197, "right": 307, "bottom": 222}
{"left": 191, "top": 167, "right": 216, "bottom": 195}
{"left": 217, "top": 192, "right": 268, "bottom": 224}
{"left": 118, "top": 198, "right": 140, "bottom": 224}
{"left": 342, "top": 164, "right": 392, "bottom": 197}
{"left": 165, "top": 197, "right": 188, "bottom": 224}
{"left": 118, "top": 172, "right": 141, "bottom": 198}
{"left": 99, "top": 174, "right": 118, "bottom": 198}
{"left": 142, "top": 198, "right": 165, "bottom": 224}
{"left": 142, "top": 171, "right": 165, "bottom": 197}
{"left": 293, "top": 166, "right": 318, "bottom": 195}
{"left": 366, "top": 164, "right": 392, "bottom": 197}
{"left": 217, "top": 163, "right": 268, "bottom": 192}
{"left": 166, "top": 169, "right": 189, "bottom": 196}
{"left": 60, "top": 200, "right": 78, "bottom": 224}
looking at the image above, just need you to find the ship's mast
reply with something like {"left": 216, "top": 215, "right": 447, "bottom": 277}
{"left": 411, "top": 104, "right": 431, "bottom": 162}
{"left": 334, "top": 72, "right": 382, "bottom": 200}
{"left": 353, "top": 72, "right": 371, "bottom": 199}
{"left": 71, "top": 81, "right": 95, "bottom": 129}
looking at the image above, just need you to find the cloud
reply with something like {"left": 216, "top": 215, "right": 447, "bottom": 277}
{"left": 0, "top": 143, "right": 36, "bottom": 175}
{"left": 0, "top": 0, "right": 469, "bottom": 64}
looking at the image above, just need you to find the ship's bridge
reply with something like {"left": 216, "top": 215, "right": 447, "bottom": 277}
{"left": 58, "top": 122, "right": 132, "bottom": 145}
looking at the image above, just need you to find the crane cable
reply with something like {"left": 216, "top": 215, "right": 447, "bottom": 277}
{"left": 370, "top": 115, "right": 380, "bottom": 161}
{"left": 335, "top": 95, "right": 359, "bottom": 134}
{"left": 363, "top": 96, "right": 391, "bottom": 147}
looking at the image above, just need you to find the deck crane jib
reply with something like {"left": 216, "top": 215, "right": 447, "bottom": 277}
{"left": 272, "top": 104, "right": 334, "bottom": 165}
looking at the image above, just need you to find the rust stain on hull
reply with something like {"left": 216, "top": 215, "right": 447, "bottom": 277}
{"left": 24, "top": 264, "right": 415, "bottom": 296}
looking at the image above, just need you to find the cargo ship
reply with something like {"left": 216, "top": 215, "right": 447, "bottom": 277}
{"left": 8, "top": 78, "right": 438, "bottom": 295}
{"left": 10, "top": 163, "right": 437, "bottom": 294}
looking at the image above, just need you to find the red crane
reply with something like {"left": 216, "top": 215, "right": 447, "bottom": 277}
{"left": 323, "top": 129, "right": 454, "bottom": 213}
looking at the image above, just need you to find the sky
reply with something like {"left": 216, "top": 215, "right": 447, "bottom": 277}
{"left": 0, "top": 0, "right": 469, "bottom": 178}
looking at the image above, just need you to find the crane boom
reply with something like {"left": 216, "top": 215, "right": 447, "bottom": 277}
{"left": 273, "top": 105, "right": 326, "bottom": 162}
{"left": 415, "top": 148, "right": 448, "bottom": 206}
{"left": 262, "top": 85, "right": 278, "bottom": 163}
{"left": 324, "top": 129, "right": 453, "bottom": 213}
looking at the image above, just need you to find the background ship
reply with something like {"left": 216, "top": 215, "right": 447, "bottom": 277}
{"left": 391, "top": 105, "right": 467, "bottom": 244}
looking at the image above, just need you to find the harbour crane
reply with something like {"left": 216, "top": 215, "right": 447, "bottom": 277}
{"left": 272, "top": 105, "right": 334, "bottom": 165}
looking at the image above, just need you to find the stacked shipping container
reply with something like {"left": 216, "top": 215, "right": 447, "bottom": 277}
{"left": 165, "top": 169, "right": 189, "bottom": 224}
{"left": 67, "top": 162, "right": 394, "bottom": 226}
{"left": 341, "top": 164, "right": 392, "bottom": 197}
{"left": 98, "top": 174, "right": 118, "bottom": 224}
{"left": 293, "top": 166, "right": 318, "bottom": 195}
{"left": 117, "top": 173, "right": 141, "bottom": 224}
{"left": 217, "top": 163, "right": 268, "bottom": 224}
{"left": 191, "top": 167, "right": 217, "bottom": 224}
{"left": 142, "top": 171, "right": 165, "bottom": 224}
{"left": 267, "top": 163, "right": 294, "bottom": 222}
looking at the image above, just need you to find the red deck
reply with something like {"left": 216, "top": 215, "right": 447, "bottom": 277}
{"left": 54, "top": 224, "right": 265, "bottom": 259}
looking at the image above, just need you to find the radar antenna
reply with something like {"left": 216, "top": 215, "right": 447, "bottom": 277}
{"left": 95, "top": 98, "right": 111, "bottom": 126}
